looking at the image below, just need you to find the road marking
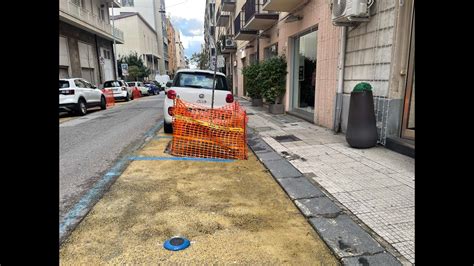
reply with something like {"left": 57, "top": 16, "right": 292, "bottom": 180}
{"left": 59, "top": 121, "right": 165, "bottom": 243}
{"left": 128, "top": 156, "right": 235, "bottom": 163}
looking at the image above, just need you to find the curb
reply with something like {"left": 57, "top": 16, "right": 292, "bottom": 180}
{"left": 246, "top": 127, "right": 402, "bottom": 265}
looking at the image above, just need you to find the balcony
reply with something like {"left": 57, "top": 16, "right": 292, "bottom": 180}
{"left": 243, "top": 0, "right": 279, "bottom": 30}
{"left": 216, "top": 8, "right": 231, "bottom": 27}
{"left": 221, "top": 0, "right": 236, "bottom": 12}
{"left": 262, "top": 0, "right": 306, "bottom": 12}
{"left": 234, "top": 12, "right": 258, "bottom": 41}
{"left": 221, "top": 36, "right": 237, "bottom": 55}
{"left": 60, "top": 0, "right": 124, "bottom": 43}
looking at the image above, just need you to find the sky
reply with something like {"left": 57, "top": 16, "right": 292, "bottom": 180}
{"left": 164, "top": 0, "right": 206, "bottom": 67}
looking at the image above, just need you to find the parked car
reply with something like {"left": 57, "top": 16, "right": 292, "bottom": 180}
{"left": 163, "top": 69, "right": 233, "bottom": 133}
{"left": 102, "top": 80, "right": 132, "bottom": 101}
{"left": 128, "top": 81, "right": 149, "bottom": 96}
{"left": 59, "top": 78, "right": 106, "bottom": 115}
{"left": 144, "top": 82, "right": 160, "bottom": 95}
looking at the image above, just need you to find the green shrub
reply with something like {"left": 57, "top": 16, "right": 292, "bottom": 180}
{"left": 242, "top": 63, "right": 263, "bottom": 99}
{"left": 261, "top": 56, "right": 287, "bottom": 104}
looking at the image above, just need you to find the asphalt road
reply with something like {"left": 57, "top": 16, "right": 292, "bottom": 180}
{"left": 59, "top": 94, "right": 165, "bottom": 221}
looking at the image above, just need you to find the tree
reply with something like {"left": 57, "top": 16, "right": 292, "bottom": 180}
{"left": 190, "top": 44, "right": 209, "bottom": 70}
{"left": 117, "top": 52, "right": 151, "bottom": 81}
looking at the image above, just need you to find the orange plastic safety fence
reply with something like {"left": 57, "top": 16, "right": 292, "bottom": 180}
{"left": 170, "top": 98, "right": 248, "bottom": 160}
{"left": 103, "top": 89, "right": 115, "bottom": 107}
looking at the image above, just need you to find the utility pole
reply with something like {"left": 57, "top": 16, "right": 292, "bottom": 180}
{"left": 110, "top": 1, "right": 119, "bottom": 79}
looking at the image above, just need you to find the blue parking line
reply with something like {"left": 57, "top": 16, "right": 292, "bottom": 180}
{"left": 129, "top": 156, "right": 235, "bottom": 163}
{"left": 60, "top": 121, "right": 165, "bottom": 242}
{"left": 59, "top": 156, "right": 128, "bottom": 238}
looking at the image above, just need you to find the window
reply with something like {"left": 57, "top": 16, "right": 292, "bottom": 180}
{"left": 59, "top": 80, "right": 70, "bottom": 89}
{"left": 121, "top": 0, "right": 134, "bottom": 7}
{"left": 174, "top": 72, "right": 229, "bottom": 91}
{"left": 264, "top": 43, "right": 278, "bottom": 60}
{"left": 74, "top": 79, "right": 86, "bottom": 88}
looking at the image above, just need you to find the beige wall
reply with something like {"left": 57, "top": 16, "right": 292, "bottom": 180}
{"left": 229, "top": 0, "right": 340, "bottom": 129}
{"left": 115, "top": 15, "right": 159, "bottom": 58}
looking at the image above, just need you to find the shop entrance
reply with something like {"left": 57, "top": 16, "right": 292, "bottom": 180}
{"left": 291, "top": 29, "right": 317, "bottom": 115}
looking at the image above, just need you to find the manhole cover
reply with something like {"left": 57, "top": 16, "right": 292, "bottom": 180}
{"left": 273, "top": 135, "right": 301, "bottom": 143}
{"left": 163, "top": 236, "right": 190, "bottom": 251}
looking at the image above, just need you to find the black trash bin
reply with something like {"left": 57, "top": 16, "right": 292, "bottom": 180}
{"left": 346, "top": 86, "right": 378, "bottom": 149}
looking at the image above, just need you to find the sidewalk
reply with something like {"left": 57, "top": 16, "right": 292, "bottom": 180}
{"left": 241, "top": 99, "right": 415, "bottom": 264}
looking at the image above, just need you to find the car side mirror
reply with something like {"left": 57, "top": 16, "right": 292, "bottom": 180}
{"left": 166, "top": 81, "right": 172, "bottom": 87}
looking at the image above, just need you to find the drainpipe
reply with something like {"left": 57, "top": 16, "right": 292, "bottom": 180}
{"left": 334, "top": 26, "right": 347, "bottom": 133}
{"left": 94, "top": 34, "right": 103, "bottom": 84}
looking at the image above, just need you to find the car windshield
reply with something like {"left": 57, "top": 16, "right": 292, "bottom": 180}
{"left": 174, "top": 73, "right": 228, "bottom": 91}
{"left": 103, "top": 81, "right": 119, "bottom": 87}
{"left": 59, "top": 80, "right": 70, "bottom": 89}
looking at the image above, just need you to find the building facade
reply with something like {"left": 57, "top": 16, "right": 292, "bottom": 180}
{"left": 60, "top": 0, "right": 124, "bottom": 85}
{"left": 209, "top": 0, "right": 415, "bottom": 152}
{"left": 166, "top": 17, "right": 177, "bottom": 78}
{"left": 112, "top": 12, "right": 160, "bottom": 80}
{"left": 111, "top": 0, "right": 168, "bottom": 75}
{"left": 338, "top": 0, "right": 415, "bottom": 150}
{"left": 175, "top": 31, "right": 187, "bottom": 70}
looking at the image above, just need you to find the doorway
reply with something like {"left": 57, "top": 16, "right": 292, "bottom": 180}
{"left": 401, "top": 8, "right": 415, "bottom": 140}
{"left": 291, "top": 29, "right": 317, "bottom": 115}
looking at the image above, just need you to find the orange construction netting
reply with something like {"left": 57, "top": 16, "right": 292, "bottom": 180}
{"left": 170, "top": 98, "right": 248, "bottom": 160}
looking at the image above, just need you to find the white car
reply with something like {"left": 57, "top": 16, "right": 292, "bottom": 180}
{"left": 163, "top": 69, "right": 234, "bottom": 133}
{"left": 59, "top": 78, "right": 106, "bottom": 115}
{"left": 102, "top": 80, "right": 133, "bottom": 101}
{"left": 128, "top": 81, "right": 149, "bottom": 96}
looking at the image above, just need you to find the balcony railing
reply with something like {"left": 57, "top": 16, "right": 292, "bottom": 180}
{"left": 221, "top": 0, "right": 236, "bottom": 12}
{"left": 60, "top": 0, "right": 124, "bottom": 43}
{"left": 217, "top": 7, "right": 231, "bottom": 27}
{"left": 243, "top": 0, "right": 278, "bottom": 30}
{"left": 234, "top": 11, "right": 258, "bottom": 41}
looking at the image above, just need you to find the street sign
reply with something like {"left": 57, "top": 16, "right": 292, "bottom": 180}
{"left": 217, "top": 55, "right": 225, "bottom": 68}
{"left": 121, "top": 63, "right": 129, "bottom": 76}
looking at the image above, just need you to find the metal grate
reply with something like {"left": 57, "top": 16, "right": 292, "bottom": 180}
{"left": 273, "top": 135, "right": 301, "bottom": 143}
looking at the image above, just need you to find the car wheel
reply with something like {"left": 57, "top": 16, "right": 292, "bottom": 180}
{"left": 77, "top": 99, "right": 87, "bottom": 116}
{"left": 164, "top": 121, "right": 173, "bottom": 134}
{"left": 100, "top": 96, "right": 107, "bottom": 110}
{"left": 125, "top": 93, "right": 130, "bottom": 102}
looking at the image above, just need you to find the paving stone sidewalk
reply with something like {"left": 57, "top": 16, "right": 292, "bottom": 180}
{"left": 243, "top": 100, "right": 414, "bottom": 264}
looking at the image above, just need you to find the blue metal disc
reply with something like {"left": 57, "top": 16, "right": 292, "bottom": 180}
{"left": 163, "top": 237, "right": 190, "bottom": 251}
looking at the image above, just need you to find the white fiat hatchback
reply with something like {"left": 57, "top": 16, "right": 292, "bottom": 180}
{"left": 163, "top": 69, "right": 234, "bottom": 133}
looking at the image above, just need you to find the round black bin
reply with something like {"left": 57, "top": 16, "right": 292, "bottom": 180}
{"left": 346, "top": 90, "right": 378, "bottom": 148}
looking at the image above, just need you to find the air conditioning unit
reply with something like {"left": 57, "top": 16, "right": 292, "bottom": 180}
{"left": 332, "top": 0, "right": 370, "bottom": 26}
{"left": 225, "top": 37, "right": 236, "bottom": 48}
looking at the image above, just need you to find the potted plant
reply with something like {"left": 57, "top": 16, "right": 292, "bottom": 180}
{"left": 345, "top": 82, "right": 378, "bottom": 148}
{"left": 242, "top": 63, "right": 263, "bottom": 106}
{"left": 261, "top": 56, "right": 287, "bottom": 114}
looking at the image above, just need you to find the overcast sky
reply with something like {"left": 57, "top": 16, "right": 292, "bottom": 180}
{"left": 164, "top": 0, "right": 205, "bottom": 64}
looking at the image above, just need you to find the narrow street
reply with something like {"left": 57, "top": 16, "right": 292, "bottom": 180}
{"left": 59, "top": 95, "right": 165, "bottom": 222}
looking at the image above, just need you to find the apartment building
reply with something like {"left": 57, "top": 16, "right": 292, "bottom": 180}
{"left": 208, "top": 0, "right": 415, "bottom": 153}
{"left": 175, "top": 32, "right": 187, "bottom": 70}
{"left": 111, "top": 0, "right": 168, "bottom": 75}
{"left": 111, "top": 12, "right": 160, "bottom": 80}
{"left": 166, "top": 17, "right": 177, "bottom": 78}
{"left": 59, "top": 0, "right": 125, "bottom": 84}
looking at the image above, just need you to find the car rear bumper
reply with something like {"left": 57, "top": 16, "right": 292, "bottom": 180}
{"left": 59, "top": 103, "right": 77, "bottom": 112}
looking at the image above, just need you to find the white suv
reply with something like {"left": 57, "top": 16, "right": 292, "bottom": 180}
{"left": 103, "top": 80, "right": 133, "bottom": 101}
{"left": 59, "top": 78, "right": 106, "bottom": 115}
{"left": 163, "top": 69, "right": 234, "bottom": 133}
